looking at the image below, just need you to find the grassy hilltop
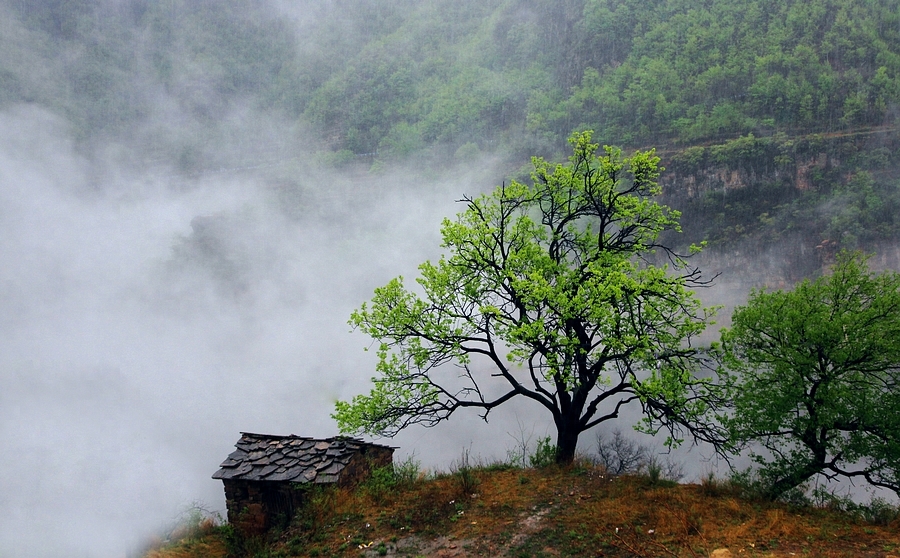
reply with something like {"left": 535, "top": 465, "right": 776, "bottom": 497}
{"left": 144, "top": 459, "right": 900, "bottom": 558}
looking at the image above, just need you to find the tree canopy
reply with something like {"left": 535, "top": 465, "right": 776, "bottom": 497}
{"left": 717, "top": 251, "right": 900, "bottom": 498}
{"left": 334, "top": 132, "right": 717, "bottom": 462}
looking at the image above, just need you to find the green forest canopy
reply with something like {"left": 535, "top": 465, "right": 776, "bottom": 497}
{"left": 300, "top": 0, "right": 900, "bottom": 154}
{"left": 2, "top": 0, "right": 898, "bottom": 156}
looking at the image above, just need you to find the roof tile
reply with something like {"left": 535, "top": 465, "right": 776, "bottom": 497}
{"left": 211, "top": 433, "right": 393, "bottom": 483}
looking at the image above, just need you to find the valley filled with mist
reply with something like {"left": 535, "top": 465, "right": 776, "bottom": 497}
{"left": 1, "top": 1, "right": 899, "bottom": 556}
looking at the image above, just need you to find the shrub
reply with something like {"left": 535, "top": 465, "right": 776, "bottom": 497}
{"left": 699, "top": 471, "right": 738, "bottom": 497}
{"left": 393, "top": 455, "right": 423, "bottom": 487}
{"left": 596, "top": 430, "right": 648, "bottom": 475}
{"left": 595, "top": 429, "right": 683, "bottom": 485}
{"left": 813, "top": 488, "right": 900, "bottom": 525}
{"left": 364, "top": 466, "right": 398, "bottom": 504}
{"left": 529, "top": 436, "right": 557, "bottom": 468}
{"left": 363, "top": 455, "right": 423, "bottom": 503}
{"left": 451, "top": 448, "right": 480, "bottom": 494}
{"left": 644, "top": 455, "right": 683, "bottom": 487}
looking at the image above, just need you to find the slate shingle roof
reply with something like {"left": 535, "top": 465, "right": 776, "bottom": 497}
{"left": 212, "top": 432, "right": 393, "bottom": 484}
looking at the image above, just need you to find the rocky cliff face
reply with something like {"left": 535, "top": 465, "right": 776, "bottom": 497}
{"left": 665, "top": 151, "right": 834, "bottom": 199}
{"left": 655, "top": 128, "right": 900, "bottom": 288}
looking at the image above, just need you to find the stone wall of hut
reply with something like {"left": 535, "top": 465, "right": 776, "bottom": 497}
{"left": 223, "top": 479, "right": 305, "bottom": 534}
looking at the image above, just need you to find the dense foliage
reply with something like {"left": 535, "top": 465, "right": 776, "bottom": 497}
{"left": 716, "top": 251, "right": 900, "bottom": 499}
{"left": 563, "top": 0, "right": 900, "bottom": 146}
{"left": 3, "top": 0, "right": 898, "bottom": 158}
{"left": 298, "top": 0, "right": 900, "bottom": 154}
{"left": 334, "top": 132, "right": 719, "bottom": 462}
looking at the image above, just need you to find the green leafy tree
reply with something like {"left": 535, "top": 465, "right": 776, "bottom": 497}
{"left": 334, "top": 131, "right": 717, "bottom": 463}
{"left": 717, "top": 251, "right": 900, "bottom": 499}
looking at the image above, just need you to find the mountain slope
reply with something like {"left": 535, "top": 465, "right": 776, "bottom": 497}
{"left": 144, "top": 464, "right": 900, "bottom": 558}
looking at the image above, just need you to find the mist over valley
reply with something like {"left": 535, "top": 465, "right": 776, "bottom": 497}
{"left": 2, "top": 1, "right": 900, "bottom": 556}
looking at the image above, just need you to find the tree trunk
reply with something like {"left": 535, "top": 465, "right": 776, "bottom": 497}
{"left": 765, "top": 460, "right": 823, "bottom": 500}
{"left": 555, "top": 419, "right": 581, "bottom": 464}
{"left": 764, "top": 428, "right": 828, "bottom": 500}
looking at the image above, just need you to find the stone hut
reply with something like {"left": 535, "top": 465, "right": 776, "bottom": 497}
{"left": 212, "top": 432, "right": 394, "bottom": 533}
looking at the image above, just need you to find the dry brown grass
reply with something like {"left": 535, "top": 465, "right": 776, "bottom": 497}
{"left": 148, "top": 464, "right": 900, "bottom": 558}
{"left": 143, "top": 537, "right": 227, "bottom": 558}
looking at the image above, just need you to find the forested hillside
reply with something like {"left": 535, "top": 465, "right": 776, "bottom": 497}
{"left": 3, "top": 0, "right": 899, "bottom": 272}
{"left": 5, "top": 0, "right": 898, "bottom": 152}
{"left": 301, "top": 0, "right": 900, "bottom": 154}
